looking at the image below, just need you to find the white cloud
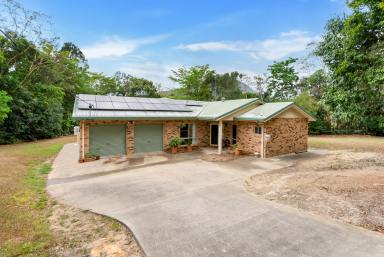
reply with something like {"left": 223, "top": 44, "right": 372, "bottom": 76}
{"left": 82, "top": 35, "right": 168, "bottom": 59}
{"left": 177, "top": 41, "right": 237, "bottom": 51}
{"left": 177, "top": 30, "right": 320, "bottom": 61}
{"left": 118, "top": 61, "right": 180, "bottom": 88}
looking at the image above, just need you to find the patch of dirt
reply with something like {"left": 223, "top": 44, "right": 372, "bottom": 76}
{"left": 48, "top": 200, "right": 143, "bottom": 257}
{"left": 201, "top": 153, "right": 244, "bottom": 162}
{"left": 246, "top": 150, "right": 384, "bottom": 233}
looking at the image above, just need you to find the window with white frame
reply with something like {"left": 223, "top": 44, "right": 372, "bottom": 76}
{"left": 180, "top": 123, "right": 196, "bottom": 145}
{"left": 255, "top": 126, "right": 262, "bottom": 134}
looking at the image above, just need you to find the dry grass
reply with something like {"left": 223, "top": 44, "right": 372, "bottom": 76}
{"left": 309, "top": 135, "right": 384, "bottom": 152}
{"left": 0, "top": 136, "right": 75, "bottom": 256}
{"left": 247, "top": 135, "right": 384, "bottom": 233}
{"left": 0, "top": 136, "right": 143, "bottom": 257}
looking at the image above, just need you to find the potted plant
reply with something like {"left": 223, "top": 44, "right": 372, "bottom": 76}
{"left": 83, "top": 153, "right": 100, "bottom": 162}
{"left": 232, "top": 144, "right": 241, "bottom": 156}
{"left": 186, "top": 138, "right": 193, "bottom": 152}
{"left": 169, "top": 137, "right": 181, "bottom": 154}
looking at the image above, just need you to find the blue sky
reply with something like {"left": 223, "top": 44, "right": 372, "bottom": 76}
{"left": 21, "top": 0, "right": 348, "bottom": 89}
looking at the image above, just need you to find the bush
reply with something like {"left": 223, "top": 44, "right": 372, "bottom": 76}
{"left": 169, "top": 137, "right": 181, "bottom": 148}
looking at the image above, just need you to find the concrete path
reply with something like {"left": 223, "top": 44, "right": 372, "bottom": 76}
{"left": 48, "top": 145, "right": 384, "bottom": 257}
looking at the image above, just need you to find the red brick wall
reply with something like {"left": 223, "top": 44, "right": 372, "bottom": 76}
{"left": 196, "top": 121, "right": 209, "bottom": 147}
{"left": 265, "top": 118, "right": 308, "bottom": 157}
{"left": 80, "top": 120, "right": 208, "bottom": 157}
{"left": 236, "top": 121, "right": 262, "bottom": 154}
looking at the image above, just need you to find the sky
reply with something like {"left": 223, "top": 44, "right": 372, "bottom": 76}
{"left": 20, "top": 0, "right": 348, "bottom": 90}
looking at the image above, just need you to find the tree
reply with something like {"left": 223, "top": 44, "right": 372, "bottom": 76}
{"left": 114, "top": 72, "right": 160, "bottom": 97}
{"left": 60, "top": 42, "right": 86, "bottom": 63}
{"left": 0, "top": 0, "right": 96, "bottom": 142}
{"left": 294, "top": 90, "right": 331, "bottom": 134}
{"left": 266, "top": 58, "right": 299, "bottom": 101}
{"left": 240, "top": 74, "right": 268, "bottom": 101}
{"left": 207, "top": 71, "right": 242, "bottom": 100}
{"left": 294, "top": 90, "right": 318, "bottom": 116}
{"left": 91, "top": 72, "right": 118, "bottom": 95}
{"left": 0, "top": 90, "right": 11, "bottom": 123}
{"left": 169, "top": 65, "right": 213, "bottom": 101}
{"left": 315, "top": 0, "right": 384, "bottom": 134}
{"left": 298, "top": 69, "right": 329, "bottom": 100}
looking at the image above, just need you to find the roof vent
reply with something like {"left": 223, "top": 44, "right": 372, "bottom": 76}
{"left": 221, "top": 97, "right": 226, "bottom": 102}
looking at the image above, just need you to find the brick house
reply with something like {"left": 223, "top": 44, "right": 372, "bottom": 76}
{"left": 73, "top": 94, "right": 314, "bottom": 161}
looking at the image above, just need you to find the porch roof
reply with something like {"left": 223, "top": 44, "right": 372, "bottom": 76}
{"left": 196, "top": 98, "right": 259, "bottom": 120}
{"left": 235, "top": 102, "right": 315, "bottom": 122}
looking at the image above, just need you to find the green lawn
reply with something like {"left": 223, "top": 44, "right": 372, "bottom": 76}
{"left": 0, "top": 136, "right": 75, "bottom": 257}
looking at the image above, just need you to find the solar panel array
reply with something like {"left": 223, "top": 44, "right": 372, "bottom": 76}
{"left": 77, "top": 94, "right": 195, "bottom": 112}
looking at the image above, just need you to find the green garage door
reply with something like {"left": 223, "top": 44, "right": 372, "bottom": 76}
{"left": 134, "top": 124, "right": 163, "bottom": 153}
{"left": 89, "top": 124, "right": 126, "bottom": 156}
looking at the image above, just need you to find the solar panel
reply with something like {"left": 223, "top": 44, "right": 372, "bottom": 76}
{"left": 77, "top": 94, "right": 194, "bottom": 112}
{"left": 96, "top": 101, "right": 114, "bottom": 109}
{"left": 95, "top": 95, "right": 111, "bottom": 101}
{"left": 109, "top": 95, "right": 126, "bottom": 102}
{"left": 79, "top": 94, "right": 95, "bottom": 101}
{"left": 112, "top": 102, "right": 129, "bottom": 109}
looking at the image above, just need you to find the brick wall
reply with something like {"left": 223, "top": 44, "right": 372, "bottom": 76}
{"left": 265, "top": 118, "right": 308, "bottom": 157}
{"left": 79, "top": 120, "right": 208, "bottom": 158}
{"left": 196, "top": 121, "right": 210, "bottom": 147}
{"left": 163, "top": 121, "right": 182, "bottom": 150}
{"left": 236, "top": 121, "right": 262, "bottom": 154}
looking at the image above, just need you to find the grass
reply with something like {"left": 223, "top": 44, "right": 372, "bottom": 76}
{"left": 0, "top": 136, "right": 75, "bottom": 257}
{"left": 308, "top": 135, "right": 384, "bottom": 152}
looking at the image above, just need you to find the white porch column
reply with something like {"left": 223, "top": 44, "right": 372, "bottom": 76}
{"left": 261, "top": 124, "right": 265, "bottom": 158}
{"left": 81, "top": 120, "right": 85, "bottom": 160}
{"left": 218, "top": 120, "right": 223, "bottom": 155}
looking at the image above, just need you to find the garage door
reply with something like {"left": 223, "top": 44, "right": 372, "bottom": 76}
{"left": 134, "top": 124, "right": 163, "bottom": 153}
{"left": 89, "top": 124, "right": 126, "bottom": 156}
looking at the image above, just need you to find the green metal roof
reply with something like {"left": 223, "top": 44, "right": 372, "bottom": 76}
{"left": 197, "top": 98, "right": 259, "bottom": 120}
{"left": 235, "top": 102, "right": 315, "bottom": 122}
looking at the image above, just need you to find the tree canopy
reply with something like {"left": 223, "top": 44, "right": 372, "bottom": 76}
{"left": 0, "top": 0, "right": 161, "bottom": 143}
{"left": 169, "top": 65, "right": 213, "bottom": 101}
{"left": 315, "top": 0, "right": 384, "bottom": 134}
{"left": 266, "top": 58, "right": 299, "bottom": 101}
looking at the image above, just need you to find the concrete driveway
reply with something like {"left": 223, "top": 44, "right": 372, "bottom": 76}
{"left": 48, "top": 145, "right": 384, "bottom": 257}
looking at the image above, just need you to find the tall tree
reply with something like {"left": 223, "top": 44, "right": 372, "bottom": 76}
{"left": 169, "top": 65, "right": 213, "bottom": 101}
{"left": 0, "top": 0, "right": 96, "bottom": 141}
{"left": 298, "top": 69, "right": 329, "bottom": 100}
{"left": 315, "top": 0, "right": 384, "bottom": 134}
{"left": 114, "top": 72, "right": 160, "bottom": 97}
{"left": 266, "top": 57, "right": 299, "bottom": 101}
{"left": 207, "top": 71, "right": 242, "bottom": 100}
{"left": 0, "top": 90, "right": 11, "bottom": 123}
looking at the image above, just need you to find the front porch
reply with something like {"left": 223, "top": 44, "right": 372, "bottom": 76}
{"left": 207, "top": 120, "right": 264, "bottom": 157}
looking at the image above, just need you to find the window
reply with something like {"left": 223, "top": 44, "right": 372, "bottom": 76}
{"left": 255, "top": 126, "right": 262, "bottom": 134}
{"left": 180, "top": 124, "right": 196, "bottom": 145}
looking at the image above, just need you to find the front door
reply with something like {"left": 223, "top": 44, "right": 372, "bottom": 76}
{"left": 210, "top": 125, "right": 218, "bottom": 145}
{"left": 232, "top": 125, "right": 237, "bottom": 144}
